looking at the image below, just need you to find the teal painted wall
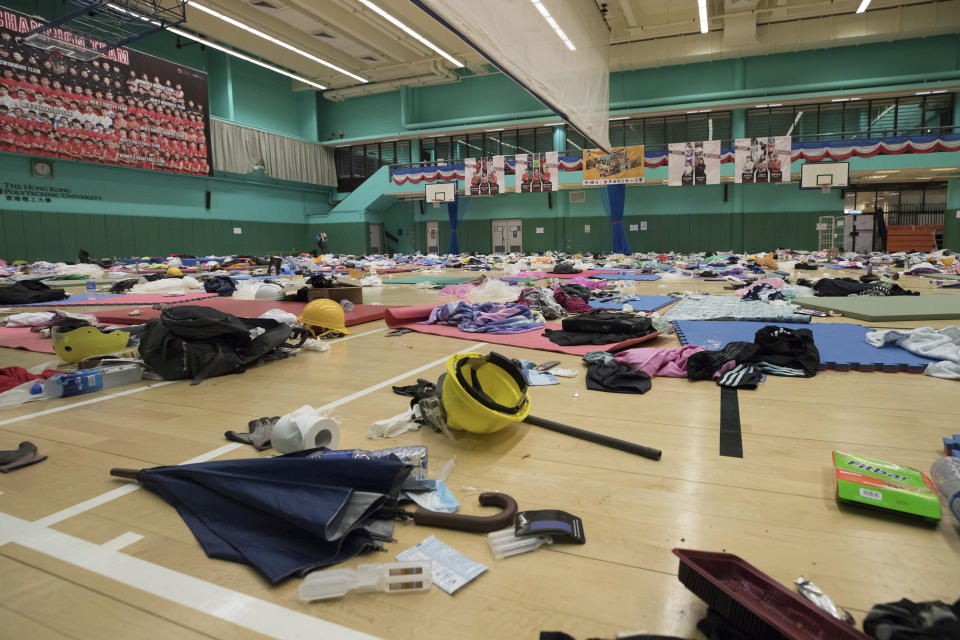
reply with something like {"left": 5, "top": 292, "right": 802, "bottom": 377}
{"left": 319, "top": 35, "right": 960, "bottom": 144}
{"left": 378, "top": 182, "right": 842, "bottom": 254}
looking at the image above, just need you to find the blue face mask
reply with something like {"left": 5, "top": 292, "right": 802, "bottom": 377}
{"left": 403, "top": 480, "right": 460, "bottom": 513}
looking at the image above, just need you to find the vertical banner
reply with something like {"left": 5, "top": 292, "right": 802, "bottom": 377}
{"left": 582, "top": 146, "right": 645, "bottom": 185}
{"left": 465, "top": 156, "right": 505, "bottom": 196}
{"left": 668, "top": 140, "right": 721, "bottom": 186}
{"left": 516, "top": 152, "right": 558, "bottom": 193}
{"left": 735, "top": 136, "right": 792, "bottom": 183}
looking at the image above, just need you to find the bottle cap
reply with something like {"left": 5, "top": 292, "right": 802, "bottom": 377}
{"left": 30, "top": 384, "right": 43, "bottom": 395}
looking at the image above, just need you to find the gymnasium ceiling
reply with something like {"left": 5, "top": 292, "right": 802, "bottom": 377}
{"left": 179, "top": 0, "right": 960, "bottom": 98}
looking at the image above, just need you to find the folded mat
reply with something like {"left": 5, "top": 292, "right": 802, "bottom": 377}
{"left": 587, "top": 273, "right": 662, "bottom": 281}
{"left": 384, "top": 305, "right": 670, "bottom": 356}
{"left": 672, "top": 320, "right": 934, "bottom": 372}
{"left": 920, "top": 273, "right": 960, "bottom": 281}
{"left": 663, "top": 296, "right": 811, "bottom": 323}
{"left": 793, "top": 295, "right": 960, "bottom": 321}
{"left": 93, "top": 298, "right": 386, "bottom": 326}
{"left": 8, "top": 292, "right": 218, "bottom": 307}
{"left": 589, "top": 296, "right": 676, "bottom": 311}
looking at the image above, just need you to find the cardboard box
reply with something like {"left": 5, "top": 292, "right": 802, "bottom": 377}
{"left": 306, "top": 286, "right": 363, "bottom": 305}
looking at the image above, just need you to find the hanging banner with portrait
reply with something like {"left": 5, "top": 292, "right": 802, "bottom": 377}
{"left": 734, "top": 136, "right": 792, "bottom": 183}
{"left": 514, "top": 151, "right": 558, "bottom": 193}
{"left": 668, "top": 140, "right": 721, "bottom": 186}
{"left": 464, "top": 155, "right": 505, "bottom": 196}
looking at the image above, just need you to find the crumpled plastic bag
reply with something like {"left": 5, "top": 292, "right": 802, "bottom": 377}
{"left": 302, "top": 338, "right": 331, "bottom": 352}
{"left": 368, "top": 410, "right": 420, "bottom": 439}
{"left": 258, "top": 309, "right": 299, "bottom": 325}
{"left": 360, "top": 275, "right": 383, "bottom": 287}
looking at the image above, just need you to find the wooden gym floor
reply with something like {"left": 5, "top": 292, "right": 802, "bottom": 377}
{"left": 1, "top": 270, "right": 958, "bottom": 640}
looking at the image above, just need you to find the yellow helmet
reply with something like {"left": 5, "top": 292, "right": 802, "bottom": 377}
{"left": 297, "top": 299, "right": 350, "bottom": 337}
{"left": 52, "top": 324, "right": 131, "bottom": 364}
{"left": 440, "top": 352, "right": 530, "bottom": 433}
{"left": 166, "top": 267, "right": 183, "bottom": 277}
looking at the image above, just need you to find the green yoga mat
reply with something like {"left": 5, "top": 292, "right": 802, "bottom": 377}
{"left": 794, "top": 295, "right": 960, "bottom": 321}
{"left": 920, "top": 273, "right": 960, "bottom": 281}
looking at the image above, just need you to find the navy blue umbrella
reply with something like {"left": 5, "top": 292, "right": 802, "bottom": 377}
{"left": 111, "top": 449, "right": 412, "bottom": 585}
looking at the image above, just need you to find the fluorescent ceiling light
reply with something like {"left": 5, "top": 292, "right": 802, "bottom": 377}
{"left": 856, "top": 0, "right": 871, "bottom": 13}
{"left": 530, "top": 0, "right": 576, "bottom": 51}
{"left": 915, "top": 91, "right": 931, "bottom": 96}
{"left": 767, "top": 103, "right": 783, "bottom": 107}
{"left": 698, "top": 0, "right": 708, "bottom": 33}
{"left": 189, "top": 2, "right": 366, "bottom": 83}
{"left": 107, "top": 3, "right": 327, "bottom": 89}
{"left": 930, "top": 167, "right": 958, "bottom": 171}
{"left": 932, "top": 89, "right": 948, "bottom": 94}
{"left": 355, "top": 0, "right": 464, "bottom": 67}
{"left": 876, "top": 170, "right": 899, "bottom": 173}
{"left": 867, "top": 174, "right": 886, "bottom": 178}
{"left": 542, "top": 122, "right": 564, "bottom": 126}
{"left": 486, "top": 128, "right": 505, "bottom": 132}
{"left": 610, "top": 116, "right": 630, "bottom": 120}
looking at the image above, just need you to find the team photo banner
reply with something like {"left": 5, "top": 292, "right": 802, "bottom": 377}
{"left": 514, "top": 152, "right": 558, "bottom": 193}
{"left": 582, "top": 145, "right": 644, "bottom": 185}
{"left": 0, "top": 7, "right": 211, "bottom": 175}
{"left": 735, "top": 136, "right": 791, "bottom": 183}
{"left": 668, "top": 140, "right": 721, "bottom": 186}
{"left": 464, "top": 155, "right": 505, "bottom": 196}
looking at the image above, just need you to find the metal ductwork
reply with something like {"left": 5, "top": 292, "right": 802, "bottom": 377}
{"left": 322, "top": 61, "right": 458, "bottom": 102}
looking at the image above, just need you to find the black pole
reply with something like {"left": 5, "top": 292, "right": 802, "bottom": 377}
{"left": 523, "top": 415, "right": 662, "bottom": 461}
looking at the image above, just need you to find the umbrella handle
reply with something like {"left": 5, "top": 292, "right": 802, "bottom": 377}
{"left": 110, "top": 468, "right": 141, "bottom": 481}
{"left": 411, "top": 492, "right": 517, "bottom": 533}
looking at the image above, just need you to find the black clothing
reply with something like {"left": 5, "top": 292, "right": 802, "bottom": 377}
{"left": 585, "top": 361, "right": 651, "bottom": 394}
{"left": 0, "top": 280, "right": 68, "bottom": 305}
{"left": 687, "top": 342, "right": 759, "bottom": 381}
{"left": 812, "top": 277, "right": 918, "bottom": 297}
{"left": 863, "top": 598, "right": 960, "bottom": 640}
{"left": 544, "top": 311, "right": 654, "bottom": 346}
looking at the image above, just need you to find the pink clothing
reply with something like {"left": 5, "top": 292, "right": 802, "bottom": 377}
{"left": 566, "top": 277, "right": 608, "bottom": 290}
{"left": 613, "top": 345, "right": 707, "bottom": 378}
{"left": 734, "top": 278, "right": 786, "bottom": 297}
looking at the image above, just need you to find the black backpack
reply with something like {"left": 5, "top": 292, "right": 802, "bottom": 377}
{"left": 138, "top": 306, "right": 307, "bottom": 384}
{"left": 203, "top": 275, "right": 237, "bottom": 297}
{"left": 0, "top": 280, "right": 68, "bottom": 305}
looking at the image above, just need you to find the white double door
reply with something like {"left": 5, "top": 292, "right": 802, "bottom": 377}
{"left": 492, "top": 219, "right": 522, "bottom": 253}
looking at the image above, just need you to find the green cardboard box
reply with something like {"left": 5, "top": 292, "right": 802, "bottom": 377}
{"left": 833, "top": 450, "right": 941, "bottom": 521}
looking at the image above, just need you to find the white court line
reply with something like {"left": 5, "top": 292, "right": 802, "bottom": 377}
{"left": 100, "top": 531, "right": 144, "bottom": 552}
{"left": 0, "top": 328, "right": 385, "bottom": 431}
{"left": 0, "top": 341, "right": 489, "bottom": 640}
{"left": 33, "top": 443, "right": 246, "bottom": 528}
{"left": 0, "top": 381, "right": 175, "bottom": 428}
{"left": 0, "top": 512, "right": 378, "bottom": 640}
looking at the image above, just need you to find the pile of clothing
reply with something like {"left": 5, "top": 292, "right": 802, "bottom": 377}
{"left": 420, "top": 302, "right": 544, "bottom": 334}
{"left": 544, "top": 310, "right": 656, "bottom": 346}
{"left": 514, "top": 284, "right": 593, "bottom": 319}
{"left": 810, "top": 277, "right": 918, "bottom": 297}
{"left": 0, "top": 280, "right": 68, "bottom": 305}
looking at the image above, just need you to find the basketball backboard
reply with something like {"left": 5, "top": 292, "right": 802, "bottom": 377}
{"left": 425, "top": 182, "right": 456, "bottom": 206}
{"left": 800, "top": 161, "right": 849, "bottom": 193}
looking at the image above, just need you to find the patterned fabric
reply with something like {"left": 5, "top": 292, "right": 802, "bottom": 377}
{"left": 663, "top": 296, "right": 810, "bottom": 323}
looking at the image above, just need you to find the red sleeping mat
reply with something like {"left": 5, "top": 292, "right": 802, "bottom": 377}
{"left": 93, "top": 298, "right": 386, "bottom": 327}
{"left": 384, "top": 305, "right": 669, "bottom": 356}
{"left": 0, "top": 327, "right": 63, "bottom": 354}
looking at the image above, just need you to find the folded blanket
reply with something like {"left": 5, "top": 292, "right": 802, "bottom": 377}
{"left": 420, "top": 301, "right": 544, "bottom": 334}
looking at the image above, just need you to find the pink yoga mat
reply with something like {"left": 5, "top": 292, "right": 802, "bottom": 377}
{"left": 93, "top": 299, "right": 386, "bottom": 327}
{"left": 0, "top": 327, "right": 58, "bottom": 354}
{"left": 7, "top": 292, "right": 218, "bottom": 307}
{"left": 383, "top": 305, "right": 670, "bottom": 356}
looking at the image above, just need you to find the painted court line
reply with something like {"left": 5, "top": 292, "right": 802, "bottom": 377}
{"left": 30, "top": 343, "right": 486, "bottom": 527}
{"left": 100, "top": 531, "right": 144, "bottom": 552}
{"left": 0, "top": 381, "right": 175, "bottom": 428}
{"left": 0, "top": 512, "right": 379, "bottom": 640}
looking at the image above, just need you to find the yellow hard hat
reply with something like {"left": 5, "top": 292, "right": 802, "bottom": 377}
{"left": 297, "top": 299, "right": 350, "bottom": 337}
{"left": 12, "top": 260, "right": 27, "bottom": 266}
{"left": 166, "top": 267, "right": 183, "bottom": 277}
{"left": 52, "top": 324, "right": 131, "bottom": 364}
{"left": 440, "top": 352, "right": 530, "bottom": 433}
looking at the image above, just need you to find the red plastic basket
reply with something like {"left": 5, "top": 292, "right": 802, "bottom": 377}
{"left": 673, "top": 549, "right": 870, "bottom": 640}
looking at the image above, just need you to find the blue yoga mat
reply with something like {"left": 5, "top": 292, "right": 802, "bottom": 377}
{"left": 589, "top": 273, "right": 661, "bottom": 281}
{"left": 20, "top": 293, "right": 125, "bottom": 306}
{"left": 672, "top": 320, "right": 934, "bottom": 373}
{"left": 589, "top": 295, "right": 676, "bottom": 311}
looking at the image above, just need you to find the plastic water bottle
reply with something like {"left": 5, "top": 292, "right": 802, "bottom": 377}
{"left": 86, "top": 279, "right": 97, "bottom": 300}
{"left": 931, "top": 457, "right": 960, "bottom": 522}
{"left": 31, "top": 364, "right": 143, "bottom": 399}
{"left": 339, "top": 299, "right": 355, "bottom": 312}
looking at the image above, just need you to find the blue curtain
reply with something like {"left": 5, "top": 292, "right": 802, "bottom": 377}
{"left": 604, "top": 184, "right": 632, "bottom": 254}
{"left": 446, "top": 192, "right": 459, "bottom": 254}
{"left": 445, "top": 192, "right": 469, "bottom": 253}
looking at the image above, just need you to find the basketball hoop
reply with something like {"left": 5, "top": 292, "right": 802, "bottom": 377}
{"left": 431, "top": 195, "right": 444, "bottom": 208}
{"left": 820, "top": 184, "right": 832, "bottom": 195}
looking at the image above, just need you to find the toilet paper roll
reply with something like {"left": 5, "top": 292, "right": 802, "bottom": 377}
{"left": 271, "top": 414, "right": 340, "bottom": 454}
